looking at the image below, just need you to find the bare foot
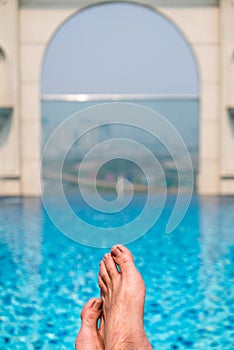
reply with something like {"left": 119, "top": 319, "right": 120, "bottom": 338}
{"left": 75, "top": 298, "right": 104, "bottom": 350}
{"left": 98, "top": 245, "right": 152, "bottom": 350}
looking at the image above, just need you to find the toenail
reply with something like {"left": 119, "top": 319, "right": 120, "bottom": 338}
{"left": 91, "top": 299, "right": 96, "bottom": 307}
{"left": 111, "top": 246, "right": 121, "bottom": 257}
{"left": 93, "top": 299, "right": 100, "bottom": 307}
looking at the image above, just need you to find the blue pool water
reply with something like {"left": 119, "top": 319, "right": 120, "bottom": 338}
{"left": 0, "top": 195, "right": 234, "bottom": 349}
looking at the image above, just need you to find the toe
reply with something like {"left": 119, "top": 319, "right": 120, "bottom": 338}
{"left": 98, "top": 275, "right": 107, "bottom": 296}
{"left": 99, "top": 260, "right": 111, "bottom": 287}
{"left": 80, "top": 298, "right": 102, "bottom": 328}
{"left": 103, "top": 253, "right": 119, "bottom": 279}
{"left": 99, "top": 315, "right": 105, "bottom": 339}
{"left": 110, "top": 245, "right": 134, "bottom": 270}
{"left": 76, "top": 298, "right": 104, "bottom": 350}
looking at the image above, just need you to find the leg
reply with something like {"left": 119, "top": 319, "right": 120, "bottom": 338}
{"left": 98, "top": 245, "right": 152, "bottom": 350}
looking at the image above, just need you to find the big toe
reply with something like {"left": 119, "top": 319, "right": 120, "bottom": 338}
{"left": 110, "top": 245, "right": 135, "bottom": 271}
{"left": 80, "top": 298, "right": 102, "bottom": 328}
{"left": 76, "top": 298, "right": 103, "bottom": 350}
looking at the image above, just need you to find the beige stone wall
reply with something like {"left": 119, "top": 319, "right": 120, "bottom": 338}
{"left": 157, "top": 7, "right": 220, "bottom": 193}
{"left": 19, "top": 7, "right": 75, "bottom": 195}
{"left": 1, "top": 0, "right": 233, "bottom": 195}
{"left": 0, "top": 0, "right": 20, "bottom": 195}
{"left": 220, "top": 0, "right": 234, "bottom": 193}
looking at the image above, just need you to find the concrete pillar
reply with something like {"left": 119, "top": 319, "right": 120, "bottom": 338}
{"left": 159, "top": 6, "right": 220, "bottom": 194}
{"left": 0, "top": 0, "right": 20, "bottom": 196}
{"left": 220, "top": 0, "right": 234, "bottom": 193}
{"left": 19, "top": 7, "right": 75, "bottom": 195}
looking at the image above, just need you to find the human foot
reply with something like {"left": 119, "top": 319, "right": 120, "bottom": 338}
{"left": 75, "top": 298, "right": 104, "bottom": 350}
{"left": 98, "top": 245, "right": 152, "bottom": 350}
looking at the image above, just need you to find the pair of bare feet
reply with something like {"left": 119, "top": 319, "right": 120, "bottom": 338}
{"left": 75, "top": 245, "right": 152, "bottom": 350}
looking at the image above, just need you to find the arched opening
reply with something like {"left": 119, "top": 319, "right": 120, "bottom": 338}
{"left": 40, "top": 2, "right": 199, "bottom": 194}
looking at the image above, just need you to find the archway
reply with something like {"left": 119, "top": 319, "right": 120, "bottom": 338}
{"left": 40, "top": 2, "right": 199, "bottom": 194}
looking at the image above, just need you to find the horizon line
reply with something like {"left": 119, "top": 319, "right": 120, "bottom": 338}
{"left": 41, "top": 93, "right": 199, "bottom": 102}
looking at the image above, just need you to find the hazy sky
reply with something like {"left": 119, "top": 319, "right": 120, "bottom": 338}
{"left": 41, "top": 3, "right": 199, "bottom": 95}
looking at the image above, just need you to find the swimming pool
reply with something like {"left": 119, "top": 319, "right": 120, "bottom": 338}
{"left": 0, "top": 195, "right": 233, "bottom": 349}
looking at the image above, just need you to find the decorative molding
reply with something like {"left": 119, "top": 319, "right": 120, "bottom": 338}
{"left": 221, "top": 173, "right": 234, "bottom": 179}
{"left": 19, "top": 0, "right": 220, "bottom": 8}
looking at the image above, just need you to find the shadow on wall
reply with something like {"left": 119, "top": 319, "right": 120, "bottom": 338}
{"left": 0, "top": 108, "right": 12, "bottom": 148}
{"left": 0, "top": 46, "right": 12, "bottom": 148}
{"left": 228, "top": 109, "right": 234, "bottom": 137}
